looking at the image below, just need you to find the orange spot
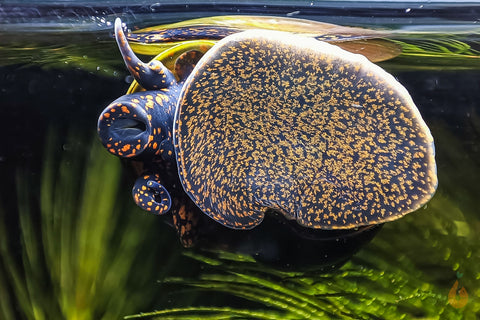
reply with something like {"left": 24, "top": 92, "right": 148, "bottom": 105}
{"left": 104, "top": 113, "right": 110, "bottom": 118}
{"left": 152, "top": 142, "right": 158, "bottom": 149}
{"left": 145, "top": 100, "right": 154, "bottom": 109}
{"left": 156, "top": 94, "right": 169, "bottom": 103}
{"left": 448, "top": 280, "right": 468, "bottom": 309}
{"left": 121, "top": 106, "right": 130, "bottom": 113}
{"left": 122, "top": 144, "right": 131, "bottom": 152}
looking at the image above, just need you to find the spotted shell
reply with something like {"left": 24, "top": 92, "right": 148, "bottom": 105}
{"left": 174, "top": 30, "right": 437, "bottom": 230}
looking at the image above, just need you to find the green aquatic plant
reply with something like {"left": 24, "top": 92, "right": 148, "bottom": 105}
{"left": 0, "top": 128, "right": 184, "bottom": 319}
{"left": 124, "top": 241, "right": 476, "bottom": 319}
{"left": 383, "top": 35, "right": 480, "bottom": 70}
{"left": 396, "top": 37, "right": 480, "bottom": 59}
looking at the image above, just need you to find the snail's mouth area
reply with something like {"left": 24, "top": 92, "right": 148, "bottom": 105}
{"left": 112, "top": 118, "right": 148, "bottom": 136}
{"left": 98, "top": 113, "right": 151, "bottom": 158}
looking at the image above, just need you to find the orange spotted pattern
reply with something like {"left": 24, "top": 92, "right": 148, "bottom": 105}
{"left": 132, "top": 173, "right": 171, "bottom": 213}
{"left": 174, "top": 30, "right": 437, "bottom": 230}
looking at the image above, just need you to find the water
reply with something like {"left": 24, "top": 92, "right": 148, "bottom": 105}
{"left": 1, "top": 1, "right": 479, "bottom": 319}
